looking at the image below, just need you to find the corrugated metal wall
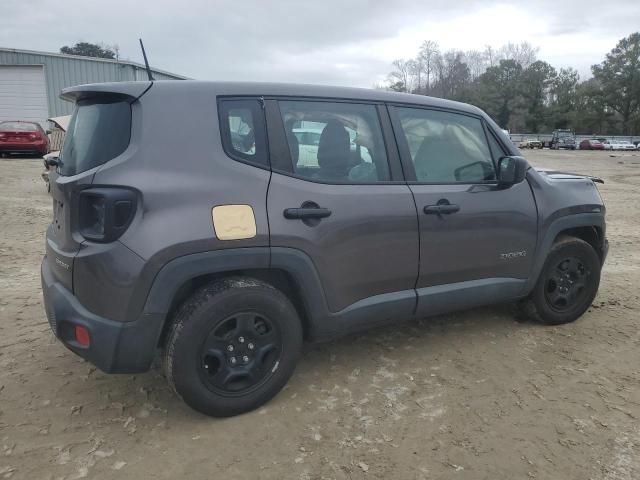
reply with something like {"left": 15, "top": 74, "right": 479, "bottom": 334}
{"left": 0, "top": 49, "right": 184, "bottom": 117}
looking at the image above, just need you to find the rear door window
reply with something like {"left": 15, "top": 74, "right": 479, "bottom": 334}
{"left": 277, "top": 100, "right": 390, "bottom": 183}
{"left": 59, "top": 98, "right": 131, "bottom": 176}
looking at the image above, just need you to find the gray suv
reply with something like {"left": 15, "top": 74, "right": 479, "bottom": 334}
{"left": 41, "top": 81, "right": 608, "bottom": 416}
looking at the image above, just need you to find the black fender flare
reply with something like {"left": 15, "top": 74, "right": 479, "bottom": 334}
{"left": 142, "top": 246, "right": 416, "bottom": 342}
{"left": 142, "top": 246, "right": 335, "bottom": 341}
{"left": 143, "top": 247, "right": 271, "bottom": 315}
{"left": 525, "top": 212, "right": 605, "bottom": 292}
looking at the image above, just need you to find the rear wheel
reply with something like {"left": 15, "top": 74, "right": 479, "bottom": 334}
{"left": 519, "top": 237, "right": 601, "bottom": 325}
{"left": 164, "top": 277, "right": 303, "bottom": 417}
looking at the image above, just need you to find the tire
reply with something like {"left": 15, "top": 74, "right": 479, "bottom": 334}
{"left": 519, "top": 237, "right": 601, "bottom": 325}
{"left": 164, "top": 277, "right": 303, "bottom": 417}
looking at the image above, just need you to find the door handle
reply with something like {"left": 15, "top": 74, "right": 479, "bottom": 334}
{"left": 424, "top": 204, "right": 460, "bottom": 215}
{"left": 283, "top": 207, "right": 332, "bottom": 220}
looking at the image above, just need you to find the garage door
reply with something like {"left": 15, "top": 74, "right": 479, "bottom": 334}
{"left": 0, "top": 65, "right": 49, "bottom": 128}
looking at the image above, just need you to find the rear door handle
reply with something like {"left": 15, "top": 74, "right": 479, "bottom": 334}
{"left": 424, "top": 204, "right": 460, "bottom": 215}
{"left": 284, "top": 207, "right": 332, "bottom": 220}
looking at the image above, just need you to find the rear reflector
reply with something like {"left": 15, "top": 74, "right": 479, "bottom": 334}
{"left": 75, "top": 325, "right": 91, "bottom": 347}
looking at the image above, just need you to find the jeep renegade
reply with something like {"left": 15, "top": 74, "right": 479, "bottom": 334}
{"left": 41, "top": 81, "right": 608, "bottom": 416}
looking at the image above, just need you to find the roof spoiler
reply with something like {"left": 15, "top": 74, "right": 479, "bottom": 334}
{"left": 60, "top": 81, "right": 152, "bottom": 103}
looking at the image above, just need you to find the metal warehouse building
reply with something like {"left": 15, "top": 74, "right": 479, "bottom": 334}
{"left": 0, "top": 47, "right": 186, "bottom": 127}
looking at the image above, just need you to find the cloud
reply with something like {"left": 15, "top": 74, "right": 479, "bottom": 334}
{"left": 1, "top": 0, "right": 638, "bottom": 86}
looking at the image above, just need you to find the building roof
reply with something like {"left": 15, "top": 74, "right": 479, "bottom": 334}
{"left": 0, "top": 47, "right": 188, "bottom": 80}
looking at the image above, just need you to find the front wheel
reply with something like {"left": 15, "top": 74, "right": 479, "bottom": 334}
{"left": 164, "top": 277, "right": 303, "bottom": 417}
{"left": 519, "top": 237, "right": 601, "bottom": 325}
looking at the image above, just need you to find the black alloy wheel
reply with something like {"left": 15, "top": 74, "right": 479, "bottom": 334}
{"left": 543, "top": 256, "right": 590, "bottom": 312}
{"left": 199, "top": 311, "right": 281, "bottom": 396}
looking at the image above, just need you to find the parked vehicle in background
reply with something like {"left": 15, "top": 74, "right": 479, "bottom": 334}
{"left": 518, "top": 138, "right": 543, "bottom": 149}
{"left": 42, "top": 80, "right": 608, "bottom": 417}
{"left": 601, "top": 140, "right": 638, "bottom": 151}
{"left": 47, "top": 115, "right": 71, "bottom": 152}
{"left": 550, "top": 129, "right": 576, "bottom": 150}
{"left": 613, "top": 140, "right": 637, "bottom": 151}
{"left": 580, "top": 139, "right": 605, "bottom": 150}
{"left": 0, "top": 121, "right": 50, "bottom": 157}
{"left": 293, "top": 125, "right": 373, "bottom": 168}
{"left": 600, "top": 140, "right": 614, "bottom": 150}
{"left": 42, "top": 115, "right": 71, "bottom": 191}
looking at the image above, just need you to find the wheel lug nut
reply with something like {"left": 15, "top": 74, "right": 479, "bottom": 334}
{"left": 227, "top": 345, "right": 234, "bottom": 352}
{"left": 242, "top": 355, "right": 249, "bottom": 363}
{"left": 230, "top": 356, "right": 237, "bottom": 365}
{"left": 238, "top": 336, "right": 245, "bottom": 343}
{"left": 248, "top": 343, "right": 254, "bottom": 350}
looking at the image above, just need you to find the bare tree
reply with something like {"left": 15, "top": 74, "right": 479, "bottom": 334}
{"left": 484, "top": 45, "right": 496, "bottom": 67}
{"left": 431, "top": 50, "right": 470, "bottom": 99}
{"left": 387, "top": 59, "right": 412, "bottom": 92}
{"left": 407, "top": 59, "right": 422, "bottom": 93}
{"left": 418, "top": 40, "right": 440, "bottom": 93}
{"left": 497, "top": 42, "right": 539, "bottom": 68}
{"left": 464, "top": 50, "right": 488, "bottom": 80}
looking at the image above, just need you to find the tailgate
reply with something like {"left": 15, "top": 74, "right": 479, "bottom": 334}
{"left": 45, "top": 169, "right": 94, "bottom": 291}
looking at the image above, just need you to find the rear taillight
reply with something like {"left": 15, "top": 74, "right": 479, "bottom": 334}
{"left": 0, "top": 133, "right": 6, "bottom": 139}
{"left": 78, "top": 188, "right": 137, "bottom": 242}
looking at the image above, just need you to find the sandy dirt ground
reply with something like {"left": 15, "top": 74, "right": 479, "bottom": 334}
{"left": 0, "top": 149, "right": 639, "bottom": 480}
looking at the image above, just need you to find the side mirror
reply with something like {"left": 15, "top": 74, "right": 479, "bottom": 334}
{"left": 497, "top": 156, "right": 528, "bottom": 187}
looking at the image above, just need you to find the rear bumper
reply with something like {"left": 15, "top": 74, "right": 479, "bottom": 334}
{"left": 41, "top": 256, "right": 162, "bottom": 373}
{"left": 0, "top": 143, "right": 48, "bottom": 154}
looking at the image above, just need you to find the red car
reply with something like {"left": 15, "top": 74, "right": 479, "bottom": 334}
{"left": 0, "top": 121, "right": 50, "bottom": 157}
{"left": 579, "top": 139, "right": 604, "bottom": 150}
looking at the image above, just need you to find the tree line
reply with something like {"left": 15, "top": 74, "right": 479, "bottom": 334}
{"left": 60, "top": 42, "right": 119, "bottom": 60}
{"left": 384, "top": 33, "right": 640, "bottom": 135}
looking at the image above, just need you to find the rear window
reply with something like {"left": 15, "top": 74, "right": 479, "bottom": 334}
{"left": 0, "top": 122, "right": 38, "bottom": 131}
{"left": 59, "top": 98, "right": 131, "bottom": 176}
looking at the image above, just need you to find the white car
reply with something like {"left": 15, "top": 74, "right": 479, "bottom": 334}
{"left": 615, "top": 140, "right": 637, "bottom": 151}
{"left": 292, "top": 125, "right": 373, "bottom": 167}
{"left": 604, "top": 140, "right": 637, "bottom": 151}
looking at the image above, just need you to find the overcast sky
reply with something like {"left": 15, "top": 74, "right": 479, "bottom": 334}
{"left": 2, "top": 0, "right": 639, "bottom": 87}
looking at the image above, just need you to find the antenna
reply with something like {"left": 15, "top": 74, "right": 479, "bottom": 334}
{"left": 139, "top": 38, "right": 154, "bottom": 81}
